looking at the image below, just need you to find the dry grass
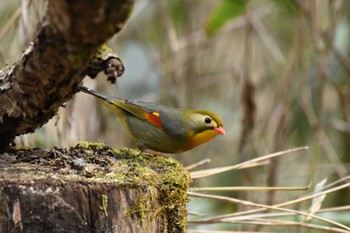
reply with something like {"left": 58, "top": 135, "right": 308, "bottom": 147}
{"left": 187, "top": 147, "right": 350, "bottom": 232}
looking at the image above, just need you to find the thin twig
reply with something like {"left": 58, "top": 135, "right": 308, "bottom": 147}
{"left": 190, "top": 146, "right": 308, "bottom": 179}
{"left": 188, "top": 191, "right": 350, "bottom": 231}
{"left": 190, "top": 181, "right": 350, "bottom": 226}
{"left": 188, "top": 230, "right": 271, "bottom": 233}
{"left": 189, "top": 218, "right": 350, "bottom": 233}
{"left": 189, "top": 205, "right": 350, "bottom": 222}
{"left": 185, "top": 158, "right": 211, "bottom": 171}
{"left": 189, "top": 185, "right": 309, "bottom": 192}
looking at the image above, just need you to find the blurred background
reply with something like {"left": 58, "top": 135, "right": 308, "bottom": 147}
{"left": 1, "top": 0, "right": 349, "bottom": 232}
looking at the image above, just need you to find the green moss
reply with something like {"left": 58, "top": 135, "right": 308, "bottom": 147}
{"left": 127, "top": 190, "right": 157, "bottom": 232}
{"left": 74, "top": 141, "right": 109, "bottom": 151}
{"left": 5, "top": 142, "right": 191, "bottom": 231}
{"left": 102, "top": 194, "right": 108, "bottom": 217}
{"left": 14, "top": 145, "right": 33, "bottom": 150}
{"left": 72, "top": 142, "right": 191, "bottom": 231}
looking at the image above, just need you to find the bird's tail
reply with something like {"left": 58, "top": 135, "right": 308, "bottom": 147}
{"left": 80, "top": 85, "right": 124, "bottom": 118}
{"left": 80, "top": 86, "right": 110, "bottom": 102}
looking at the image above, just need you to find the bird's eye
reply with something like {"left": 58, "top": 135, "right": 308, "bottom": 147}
{"left": 204, "top": 117, "right": 212, "bottom": 124}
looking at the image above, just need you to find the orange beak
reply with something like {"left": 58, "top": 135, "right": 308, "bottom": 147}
{"left": 214, "top": 127, "right": 225, "bottom": 135}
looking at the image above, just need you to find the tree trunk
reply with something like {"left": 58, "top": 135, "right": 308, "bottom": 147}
{"left": 0, "top": 144, "right": 191, "bottom": 233}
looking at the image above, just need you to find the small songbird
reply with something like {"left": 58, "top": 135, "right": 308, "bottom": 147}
{"left": 80, "top": 86, "right": 225, "bottom": 153}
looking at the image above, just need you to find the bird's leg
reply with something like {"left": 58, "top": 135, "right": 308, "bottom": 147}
{"left": 136, "top": 141, "right": 148, "bottom": 156}
{"left": 137, "top": 150, "right": 145, "bottom": 156}
{"left": 135, "top": 141, "right": 170, "bottom": 157}
{"left": 145, "top": 150, "right": 171, "bottom": 158}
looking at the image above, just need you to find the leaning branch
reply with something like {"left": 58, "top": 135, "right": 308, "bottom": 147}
{"left": 0, "top": 0, "right": 133, "bottom": 148}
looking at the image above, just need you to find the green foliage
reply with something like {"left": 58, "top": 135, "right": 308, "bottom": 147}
{"left": 206, "top": 0, "right": 248, "bottom": 36}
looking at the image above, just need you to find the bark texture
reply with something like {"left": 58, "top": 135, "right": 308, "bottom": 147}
{"left": 0, "top": 0, "right": 133, "bottom": 148}
{"left": 0, "top": 144, "right": 191, "bottom": 233}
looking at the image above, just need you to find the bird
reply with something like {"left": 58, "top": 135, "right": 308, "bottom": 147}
{"left": 80, "top": 86, "right": 225, "bottom": 153}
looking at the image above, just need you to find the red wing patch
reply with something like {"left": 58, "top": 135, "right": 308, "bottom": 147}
{"left": 145, "top": 112, "right": 163, "bottom": 128}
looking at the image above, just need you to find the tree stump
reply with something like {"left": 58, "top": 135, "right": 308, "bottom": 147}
{"left": 0, "top": 143, "right": 191, "bottom": 233}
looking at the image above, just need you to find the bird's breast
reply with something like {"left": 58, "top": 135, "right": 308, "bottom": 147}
{"left": 186, "top": 130, "right": 218, "bottom": 150}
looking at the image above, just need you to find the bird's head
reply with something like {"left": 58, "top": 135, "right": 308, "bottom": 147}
{"left": 184, "top": 110, "right": 225, "bottom": 150}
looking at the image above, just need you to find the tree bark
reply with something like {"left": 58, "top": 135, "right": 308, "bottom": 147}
{"left": 0, "top": 144, "right": 191, "bottom": 232}
{"left": 0, "top": 0, "right": 133, "bottom": 148}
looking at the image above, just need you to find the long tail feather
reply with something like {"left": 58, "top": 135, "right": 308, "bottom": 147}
{"left": 80, "top": 86, "right": 109, "bottom": 102}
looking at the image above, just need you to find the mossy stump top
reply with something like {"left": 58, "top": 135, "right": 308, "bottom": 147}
{"left": 0, "top": 143, "right": 191, "bottom": 233}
